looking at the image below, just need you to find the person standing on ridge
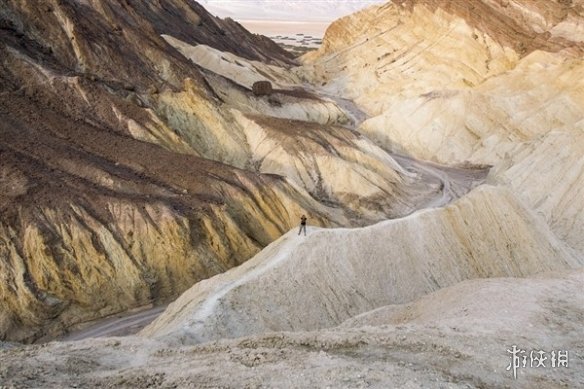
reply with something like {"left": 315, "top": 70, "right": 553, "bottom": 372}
{"left": 298, "top": 215, "right": 307, "bottom": 236}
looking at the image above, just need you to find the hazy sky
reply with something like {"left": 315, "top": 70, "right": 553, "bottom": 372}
{"left": 198, "top": 0, "right": 387, "bottom": 22}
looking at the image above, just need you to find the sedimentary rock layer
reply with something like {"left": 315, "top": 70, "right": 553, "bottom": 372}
{"left": 303, "top": 0, "right": 584, "bottom": 254}
{"left": 0, "top": 0, "right": 317, "bottom": 342}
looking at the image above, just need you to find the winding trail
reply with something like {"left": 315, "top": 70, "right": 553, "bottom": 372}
{"left": 322, "top": 89, "right": 490, "bottom": 210}
{"left": 60, "top": 306, "right": 167, "bottom": 341}
{"left": 392, "top": 153, "right": 489, "bottom": 209}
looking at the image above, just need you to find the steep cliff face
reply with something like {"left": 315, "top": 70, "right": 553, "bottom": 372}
{"left": 0, "top": 0, "right": 316, "bottom": 342}
{"left": 0, "top": 98, "right": 333, "bottom": 342}
{"left": 0, "top": 82, "right": 338, "bottom": 340}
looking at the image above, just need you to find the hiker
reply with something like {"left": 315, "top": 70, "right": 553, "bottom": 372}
{"left": 298, "top": 214, "right": 307, "bottom": 236}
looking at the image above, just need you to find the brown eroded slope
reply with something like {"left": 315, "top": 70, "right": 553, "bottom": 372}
{"left": 0, "top": 0, "right": 318, "bottom": 343}
{"left": 0, "top": 83, "right": 333, "bottom": 342}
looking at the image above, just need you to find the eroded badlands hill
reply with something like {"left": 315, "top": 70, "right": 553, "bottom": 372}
{"left": 303, "top": 0, "right": 584, "bottom": 253}
{"left": 0, "top": 0, "right": 485, "bottom": 342}
{"left": 137, "top": 0, "right": 581, "bottom": 384}
{"left": 1, "top": 0, "right": 583, "bottom": 386}
{"left": 0, "top": 0, "right": 329, "bottom": 342}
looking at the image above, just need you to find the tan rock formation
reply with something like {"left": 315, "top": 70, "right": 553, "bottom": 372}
{"left": 302, "top": 0, "right": 584, "bottom": 254}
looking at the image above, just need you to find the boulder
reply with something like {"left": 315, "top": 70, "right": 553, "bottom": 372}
{"left": 252, "top": 81, "right": 273, "bottom": 96}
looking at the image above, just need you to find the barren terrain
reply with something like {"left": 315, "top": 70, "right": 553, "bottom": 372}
{"left": 1, "top": 0, "right": 583, "bottom": 387}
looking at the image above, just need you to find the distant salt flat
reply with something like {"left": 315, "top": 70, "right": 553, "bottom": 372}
{"left": 237, "top": 20, "right": 326, "bottom": 56}
{"left": 238, "top": 20, "right": 330, "bottom": 38}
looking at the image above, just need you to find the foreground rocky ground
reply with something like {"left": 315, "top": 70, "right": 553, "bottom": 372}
{"left": 1, "top": 268, "right": 582, "bottom": 388}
